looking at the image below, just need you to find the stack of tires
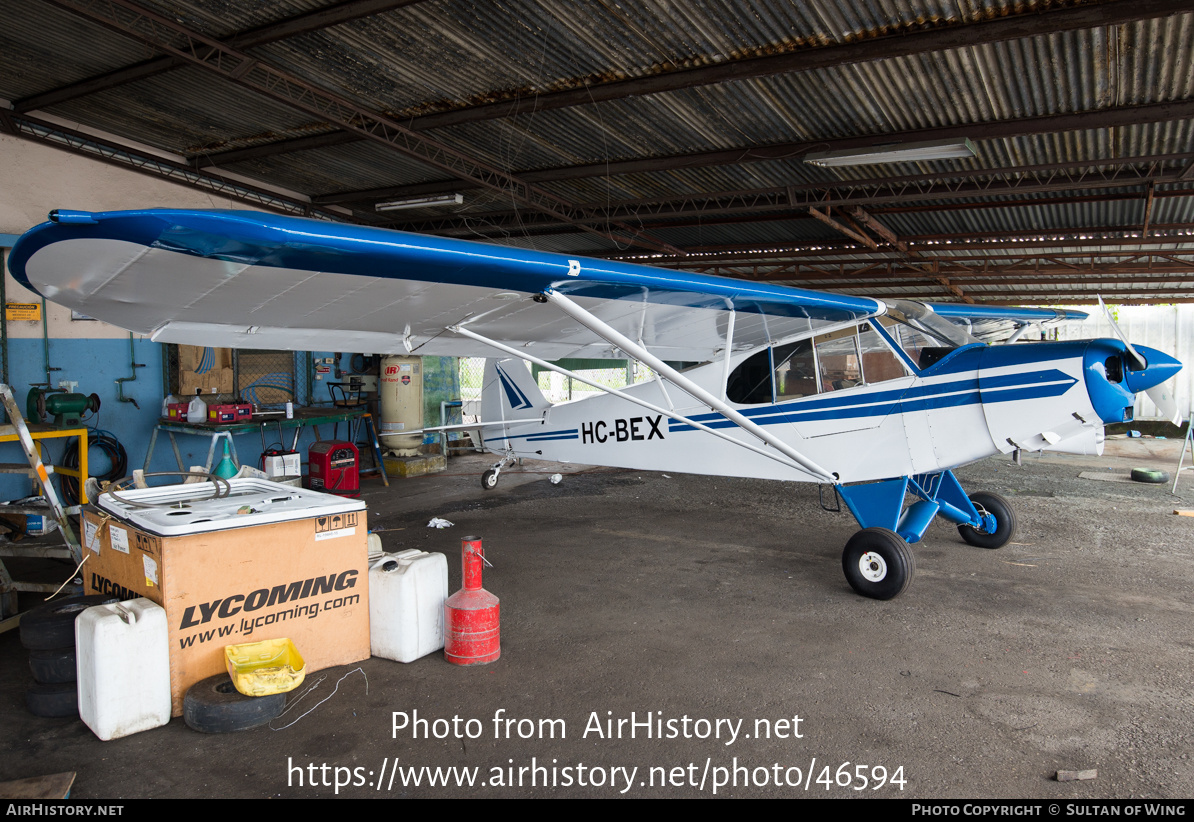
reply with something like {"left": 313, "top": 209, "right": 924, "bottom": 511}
{"left": 19, "top": 594, "right": 117, "bottom": 718}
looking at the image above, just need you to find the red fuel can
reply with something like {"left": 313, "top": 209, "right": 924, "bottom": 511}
{"left": 444, "top": 536, "right": 500, "bottom": 665}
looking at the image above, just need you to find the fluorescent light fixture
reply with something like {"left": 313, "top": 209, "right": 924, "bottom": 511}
{"left": 803, "top": 138, "right": 976, "bottom": 167}
{"left": 375, "top": 193, "right": 464, "bottom": 211}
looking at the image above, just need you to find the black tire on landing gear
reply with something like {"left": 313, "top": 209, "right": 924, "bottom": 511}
{"left": 842, "top": 528, "right": 915, "bottom": 600}
{"left": 481, "top": 468, "right": 499, "bottom": 490}
{"left": 957, "top": 492, "right": 1017, "bottom": 549}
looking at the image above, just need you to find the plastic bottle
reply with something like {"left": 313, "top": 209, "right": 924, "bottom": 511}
{"left": 213, "top": 439, "right": 237, "bottom": 479}
{"left": 186, "top": 389, "right": 207, "bottom": 424}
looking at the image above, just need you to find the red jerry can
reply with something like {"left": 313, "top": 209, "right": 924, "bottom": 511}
{"left": 444, "top": 536, "right": 500, "bottom": 665}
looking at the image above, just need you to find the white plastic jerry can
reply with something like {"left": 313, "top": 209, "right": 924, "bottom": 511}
{"left": 369, "top": 549, "right": 448, "bottom": 663}
{"left": 76, "top": 598, "right": 171, "bottom": 741}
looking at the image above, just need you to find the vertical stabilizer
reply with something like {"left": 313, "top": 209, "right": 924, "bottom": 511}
{"left": 481, "top": 358, "right": 551, "bottom": 423}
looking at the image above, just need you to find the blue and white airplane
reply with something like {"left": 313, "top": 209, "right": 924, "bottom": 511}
{"left": 9, "top": 209, "right": 1182, "bottom": 599}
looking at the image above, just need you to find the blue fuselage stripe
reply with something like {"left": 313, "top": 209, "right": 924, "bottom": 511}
{"left": 669, "top": 371, "right": 1077, "bottom": 432}
{"left": 485, "top": 369, "right": 1080, "bottom": 443}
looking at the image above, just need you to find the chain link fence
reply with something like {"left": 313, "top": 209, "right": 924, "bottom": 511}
{"left": 457, "top": 357, "right": 654, "bottom": 419}
{"left": 165, "top": 345, "right": 304, "bottom": 407}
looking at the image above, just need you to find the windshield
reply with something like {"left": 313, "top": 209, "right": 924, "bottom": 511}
{"left": 884, "top": 299, "right": 980, "bottom": 348}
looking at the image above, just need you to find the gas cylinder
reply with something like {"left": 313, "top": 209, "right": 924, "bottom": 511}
{"left": 444, "top": 536, "right": 500, "bottom": 665}
{"left": 378, "top": 355, "right": 423, "bottom": 456}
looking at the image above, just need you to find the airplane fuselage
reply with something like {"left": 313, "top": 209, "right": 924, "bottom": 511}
{"left": 482, "top": 338, "right": 1134, "bottom": 485}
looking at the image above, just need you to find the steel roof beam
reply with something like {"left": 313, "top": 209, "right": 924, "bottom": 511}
{"left": 736, "top": 259, "right": 1194, "bottom": 283}
{"left": 690, "top": 250, "right": 1194, "bottom": 271}
{"left": 14, "top": 0, "right": 431, "bottom": 114}
{"left": 191, "top": 131, "right": 361, "bottom": 168}
{"left": 389, "top": 172, "right": 1192, "bottom": 239}
{"left": 314, "top": 98, "right": 1194, "bottom": 205}
{"left": 608, "top": 229, "right": 1194, "bottom": 265}
{"left": 807, "top": 207, "right": 877, "bottom": 250}
{"left": 396, "top": 0, "right": 1194, "bottom": 131}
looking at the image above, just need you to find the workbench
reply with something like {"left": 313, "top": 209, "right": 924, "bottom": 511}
{"left": 0, "top": 425, "right": 89, "bottom": 503}
{"left": 143, "top": 407, "right": 388, "bottom": 486}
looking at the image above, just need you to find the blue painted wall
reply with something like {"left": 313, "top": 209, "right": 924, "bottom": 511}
{"left": 0, "top": 339, "right": 461, "bottom": 501}
{"left": 0, "top": 337, "right": 168, "bottom": 501}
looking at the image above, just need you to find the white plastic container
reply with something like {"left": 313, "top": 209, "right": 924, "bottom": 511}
{"left": 76, "top": 598, "right": 171, "bottom": 740}
{"left": 186, "top": 390, "right": 207, "bottom": 424}
{"left": 369, "top": 549, "right": 448, "bottom": 663}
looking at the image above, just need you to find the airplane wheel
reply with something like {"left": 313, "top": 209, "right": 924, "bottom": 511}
{"left": 842, "top": 528, "right": 914, "bottom": 600}
{"left": 481, "top": 469, "right": 499, "bottom": 490}
{"left": 957, "top": 492, "right": 1017, "bottom": 549}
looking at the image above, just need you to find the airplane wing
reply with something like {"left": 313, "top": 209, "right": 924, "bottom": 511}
{"left": 925, "top": 303, "right": 1088, "bottom": 342}
{"left": 9, "top": 209, "right": 880, "bottom": 363}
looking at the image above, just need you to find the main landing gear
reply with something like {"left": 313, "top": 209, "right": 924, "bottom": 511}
{"left": 834, "top": 471, "right": 1016, "bottom": 600}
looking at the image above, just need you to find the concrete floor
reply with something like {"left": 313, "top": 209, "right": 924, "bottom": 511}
{"left": 2, "top": 435, "right": 1193, "bottom": 799}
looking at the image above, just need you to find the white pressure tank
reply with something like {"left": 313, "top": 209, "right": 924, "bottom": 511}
{"left": 76, "top": 598, "right": 171, "bottom": 741}
{"left": 379, "top": 355, "right": 423, "bottom": 456}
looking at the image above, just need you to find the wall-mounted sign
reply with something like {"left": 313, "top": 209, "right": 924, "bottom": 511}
{"left": 6, "top": 302, "right": 41, "bottom": 321}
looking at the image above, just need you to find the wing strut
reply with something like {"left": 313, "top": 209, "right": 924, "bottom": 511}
{"left": 544, "top": 289, "right": 837, "bottom": 482}
{"left": 449, "top": 325, "right": 824, "bottom": 478}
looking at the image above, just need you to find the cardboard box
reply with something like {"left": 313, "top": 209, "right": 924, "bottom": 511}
{"left": 81, "top": 503, "right": 369, "bottom": 716}
{"left": 178, "top": 345, "right": 234, "bottom": 396}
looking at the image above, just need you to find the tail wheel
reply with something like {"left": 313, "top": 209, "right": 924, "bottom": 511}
{"left": 957, "top": 492, "right": 1017, "bottom": 549}
{"left": 842, "top": 528, "right": 915, "bottom": 600}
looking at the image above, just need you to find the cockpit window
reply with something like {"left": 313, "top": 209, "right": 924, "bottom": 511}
{"left": 775, "top": 339, "right": 817, "bottom": 400}
{"left": 816, "top": 329, "right": 861, "bottom": 392}
{"left": 884, "top": 299, "right": 980, "bottom": 348}
{"left": 882, "top": 300, "right": 979, "bottom": 370}
{"left": 858, "top": 322, "right": 911, "bottom": 383}
{"left": 726, "top": 321, "right": 911, "bottom": 404}
{"left": 725, "top": 347, "right": 773, "bottom": 404}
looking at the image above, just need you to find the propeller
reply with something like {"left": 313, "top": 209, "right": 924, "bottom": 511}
{"left": 1098, "top": 297, "right": 1183, "bottom": 426}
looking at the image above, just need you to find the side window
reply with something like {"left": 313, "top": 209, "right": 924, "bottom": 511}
{"left": 858, "top": 323, "right": 910, "bottom": 384}
{"left": 816, "top": 331, "right": 861, "bottom": 392}
{"left": 727, "top": 323, "right": 907, "bottom": 405}
{"left": 774, "top": 339, "right": 818, "bottom": 400}
{"left": 726, "top": 347, "right": 773, "bottom": 404}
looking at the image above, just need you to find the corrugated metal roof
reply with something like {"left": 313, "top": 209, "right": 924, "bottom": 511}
{"left": 2, "top": 0, "right": 1193, "bottom": 303}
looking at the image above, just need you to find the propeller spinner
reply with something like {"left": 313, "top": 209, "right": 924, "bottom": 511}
{"left": 1098, "top": 297, "right": 1183, "bottom": 426}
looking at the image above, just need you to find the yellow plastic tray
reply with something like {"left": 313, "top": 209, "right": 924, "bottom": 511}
{"left": 224, "top": 638, "right": 306, "bottom": 697}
